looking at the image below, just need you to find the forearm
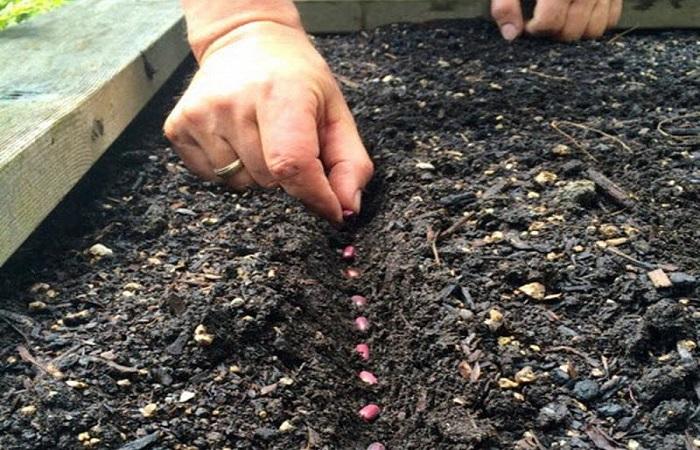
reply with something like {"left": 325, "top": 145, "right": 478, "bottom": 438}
{"left": 181, "top": 0, "right": 303, "bottom": 62}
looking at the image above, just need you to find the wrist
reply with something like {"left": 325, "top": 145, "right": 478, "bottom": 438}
{"left": 182, "top": 0, "right": 303, "bottom": 62}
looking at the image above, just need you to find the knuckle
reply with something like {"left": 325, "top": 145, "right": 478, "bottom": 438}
{"left": 360, "top": 158, "right": 375, "bottom": 177}
{"left": 491, "top": 2, "right": 516, "bottom": 21}
{"left": 180, "top": 102, "right": 209, "bottom": 129}
{"left": 268, "top": 156, "right": 307, "bottom": 181}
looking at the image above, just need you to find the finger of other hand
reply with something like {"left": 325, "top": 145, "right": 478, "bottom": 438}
{"left": 491, "top": 0, "right": 524, "bottom": 41}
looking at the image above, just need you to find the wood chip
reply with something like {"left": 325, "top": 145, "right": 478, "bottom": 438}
{"left": 586, "top": 168, "right": 634, "bottom": 208}
{"left": 647, "top": 268, "right": 672, "bottom": 289}
{"left": 518, "top": 282, "right": 546, "bottom": 300}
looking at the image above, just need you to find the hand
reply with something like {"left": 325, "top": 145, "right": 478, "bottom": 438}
{"left": 491, "top": 0, "right": 623, "bottom": 42}
{"left": 164, "top": 21, "right": 374, "bottom": 223}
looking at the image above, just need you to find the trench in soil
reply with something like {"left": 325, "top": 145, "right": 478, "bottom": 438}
{"left": 0, "top": 19, "right": 699, "bottom": 450}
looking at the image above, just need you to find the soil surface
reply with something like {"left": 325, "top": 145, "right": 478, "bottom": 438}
{"left": 1, "top": 20, "right": 699, "bottom": 450}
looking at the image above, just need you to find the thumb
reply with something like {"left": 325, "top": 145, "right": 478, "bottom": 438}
{"left": 491, "top": 0, "right": 524, "bottom": 41}
{"left": 321, "top": 90, "right": 374, "bottom": 214}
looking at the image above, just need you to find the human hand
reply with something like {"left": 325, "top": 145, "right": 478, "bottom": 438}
{"left": 491, "top": 0, "right": 623, "bottom": 42}
{"left": 164, "top": 21, "right": 373, "bottom": 224}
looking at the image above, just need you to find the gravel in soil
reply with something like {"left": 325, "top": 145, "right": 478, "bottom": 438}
{"left": 1, "top": 20, "right": 699, "bottom": 450}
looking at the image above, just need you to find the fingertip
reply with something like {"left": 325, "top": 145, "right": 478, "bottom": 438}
{"left": 491, "top": 0, "right": 524, "bottom": 41}
{"left": 500, "top": 23, "right": 521, "bottom": 41}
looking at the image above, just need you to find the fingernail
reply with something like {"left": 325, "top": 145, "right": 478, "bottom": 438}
{"left": 500, "top": 23, "right": 518, "bottom": 41}
{"left": 353, "top": 190, "right": 362, "bottom": 212}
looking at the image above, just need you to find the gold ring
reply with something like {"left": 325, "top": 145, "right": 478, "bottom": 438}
{"left": 213, "top": 159, "right": 244, "bottom": 179}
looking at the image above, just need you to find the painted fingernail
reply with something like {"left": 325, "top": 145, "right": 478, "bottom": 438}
{"left": 500, "top": 23, "right": 518, "bottom": 41}
{"left": 353, "top": 190, "right": 362, "bottom": 212}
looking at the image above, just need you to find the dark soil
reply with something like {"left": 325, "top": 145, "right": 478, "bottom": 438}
{"left": 1, "top": 20, "right": 699, "bottom": 450}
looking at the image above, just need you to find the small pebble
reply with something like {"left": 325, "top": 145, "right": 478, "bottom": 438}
{"left": 66, "top": 380, "right": 88, "bottom": 389}
{"left": 573, "top": 379, "right": 600, "bottom": 401}
{"left": 28, "top": 301, "right": 47, "bottom": 311}
{"left": 179, "top": 391, "right": 195, "bottom": 402}
{"left": 141, "top": 403, "right": 157, "bottom": 418}
{"left": 597, "top": 403, "right": 625, "bottom": 418}
{"left": 537, "top": 402, "right": 569, "bottom": 428}
{"left": 518, "top": 282, "right": 546, "bottom": 300}
{"left": 670, "top": 272, "right": 697, "bottom": 289}
{"left": 367, "top": 443, "right": 386, "bottom": 450}
{"left": 19, "top": 405, "right": 36, "bottom": 416}
{"left": 194, "top": 324, "right": 214, "bottom": 346}
{"left": 279, "top": 420, "right": 296, "bottom": 433}
{"left": 88, "top": 243, "right": 113, "bottom": 257}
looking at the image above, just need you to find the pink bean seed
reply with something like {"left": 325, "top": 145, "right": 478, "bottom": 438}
{"left": 359, "top": 370, "right": 378, "bottom": 385}
{"left": 345, "top": 268, "right": 361, "bottom": 278}
{"left": 351, "top": 295, "right": 368, "bottom": 309}
{"left": 359, "top": 403, "right": 381, "bottom": 422}
{"left": 355, "top": 344, "right": 370, "bottom": 360}
{"left": 367, "top": 443, "right": 386, "bottom": 450}
{"left": 355, "top": 316, "right": 370, "bottom": 332}
{"left": 342, "top": 245, "right": 357, "bottom": 261}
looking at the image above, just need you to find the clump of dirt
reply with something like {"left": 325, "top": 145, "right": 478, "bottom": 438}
{"left": 1, "top": 20, "right": 698, "bottom": 449}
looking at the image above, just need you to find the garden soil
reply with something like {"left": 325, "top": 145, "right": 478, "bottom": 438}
{"left": 1, "top": 20, "right": 699, "bottom": 450}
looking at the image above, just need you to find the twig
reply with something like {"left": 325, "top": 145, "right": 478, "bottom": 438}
{"left": 17, "top": 345, "right": 64, "bottom": 379}
{"left": 438, "top": 212, "right": 474, "bottom": 241}
{"left": 89, "top": 356, "right": 142, "bottom": 374}
{"left": 657, "top": 112, "right": 700, "bottom": 145}
{"left": 553, "top": 120, "right": 632, "bottom": 153}
{"left": 587, "top": 168, "right": 635, "bottom": 209}
{"left": 604, "top": 247, "right": 655, "bottom": 271}
{"left": 607, "top": 26, "right": 639, "bottom": 44}
{"left": 526, "top": 68, "right": 571, "bottom": 82}
{"left": 0, "top": 316, "right": 31, "bottom": 344}
{"left": 427, "top": 226, "right": 441, "bottom": 266}
{"left": 547, "top": 345, "right": 600, "bottom": 368}
{"left": 550, "top": 121, "right": 598, "bottom": 161}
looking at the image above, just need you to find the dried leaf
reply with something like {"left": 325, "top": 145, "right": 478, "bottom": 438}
{"left": 458, "top": 361, "right": 472, "bottom": 380}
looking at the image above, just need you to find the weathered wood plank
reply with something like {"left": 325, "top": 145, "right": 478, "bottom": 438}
{"left": 0, "top": 0, "right": 189, "bottom": 265}
{"left": 297, "top": 0, "right": 700, "bottom": 31}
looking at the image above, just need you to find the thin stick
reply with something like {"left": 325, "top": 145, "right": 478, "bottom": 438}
{"left": 604, "top": 247, "right": 655, "bottom": 271}
{"left": 547, "top": 345, "right": 600, "bottom": 368}
{"left": 553, "top": 120, "right": 632, "bottom": 153}
{"left": 526, "top": 69, "right": 571, "bottom": 82}
{"left": 438, "top": 213, "right": 474, "bottom": 241}
{"left": 607, "top": 26, "right": 639, "bottom": 44}
{"left": 550, "top": 121, "right": 598, "bottom": 161}
{"left": 657, "top": 112, "right": 700, "bottom": 145}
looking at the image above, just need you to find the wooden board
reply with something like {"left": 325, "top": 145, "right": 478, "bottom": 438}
{"left": 298, "top": 0, "right": 700, "bottom": 32}
{"left": 0, "top": 0, "right": 189, "bottom": 266}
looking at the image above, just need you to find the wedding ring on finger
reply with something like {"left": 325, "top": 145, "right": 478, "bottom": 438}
{"left": 213, "top": 159, "right": 244, "bottom": 179}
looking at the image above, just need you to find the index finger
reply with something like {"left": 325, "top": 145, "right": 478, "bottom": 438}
{"left": 257, "top": 90, "right": 343, "bottom": 223}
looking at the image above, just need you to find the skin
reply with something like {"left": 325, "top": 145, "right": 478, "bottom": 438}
{"left": 492, "top": 0, "right": 624, "bottom": 42}
{"left": 166, "top": 0, "right": 623, "bottom": 223}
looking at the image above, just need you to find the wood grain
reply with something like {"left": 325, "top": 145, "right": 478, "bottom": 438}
{"left": 297, "top": 0, "right": 700, "bottom": 31}
{"left": 0, "top": 0, "right": 189, "bottom": 265}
